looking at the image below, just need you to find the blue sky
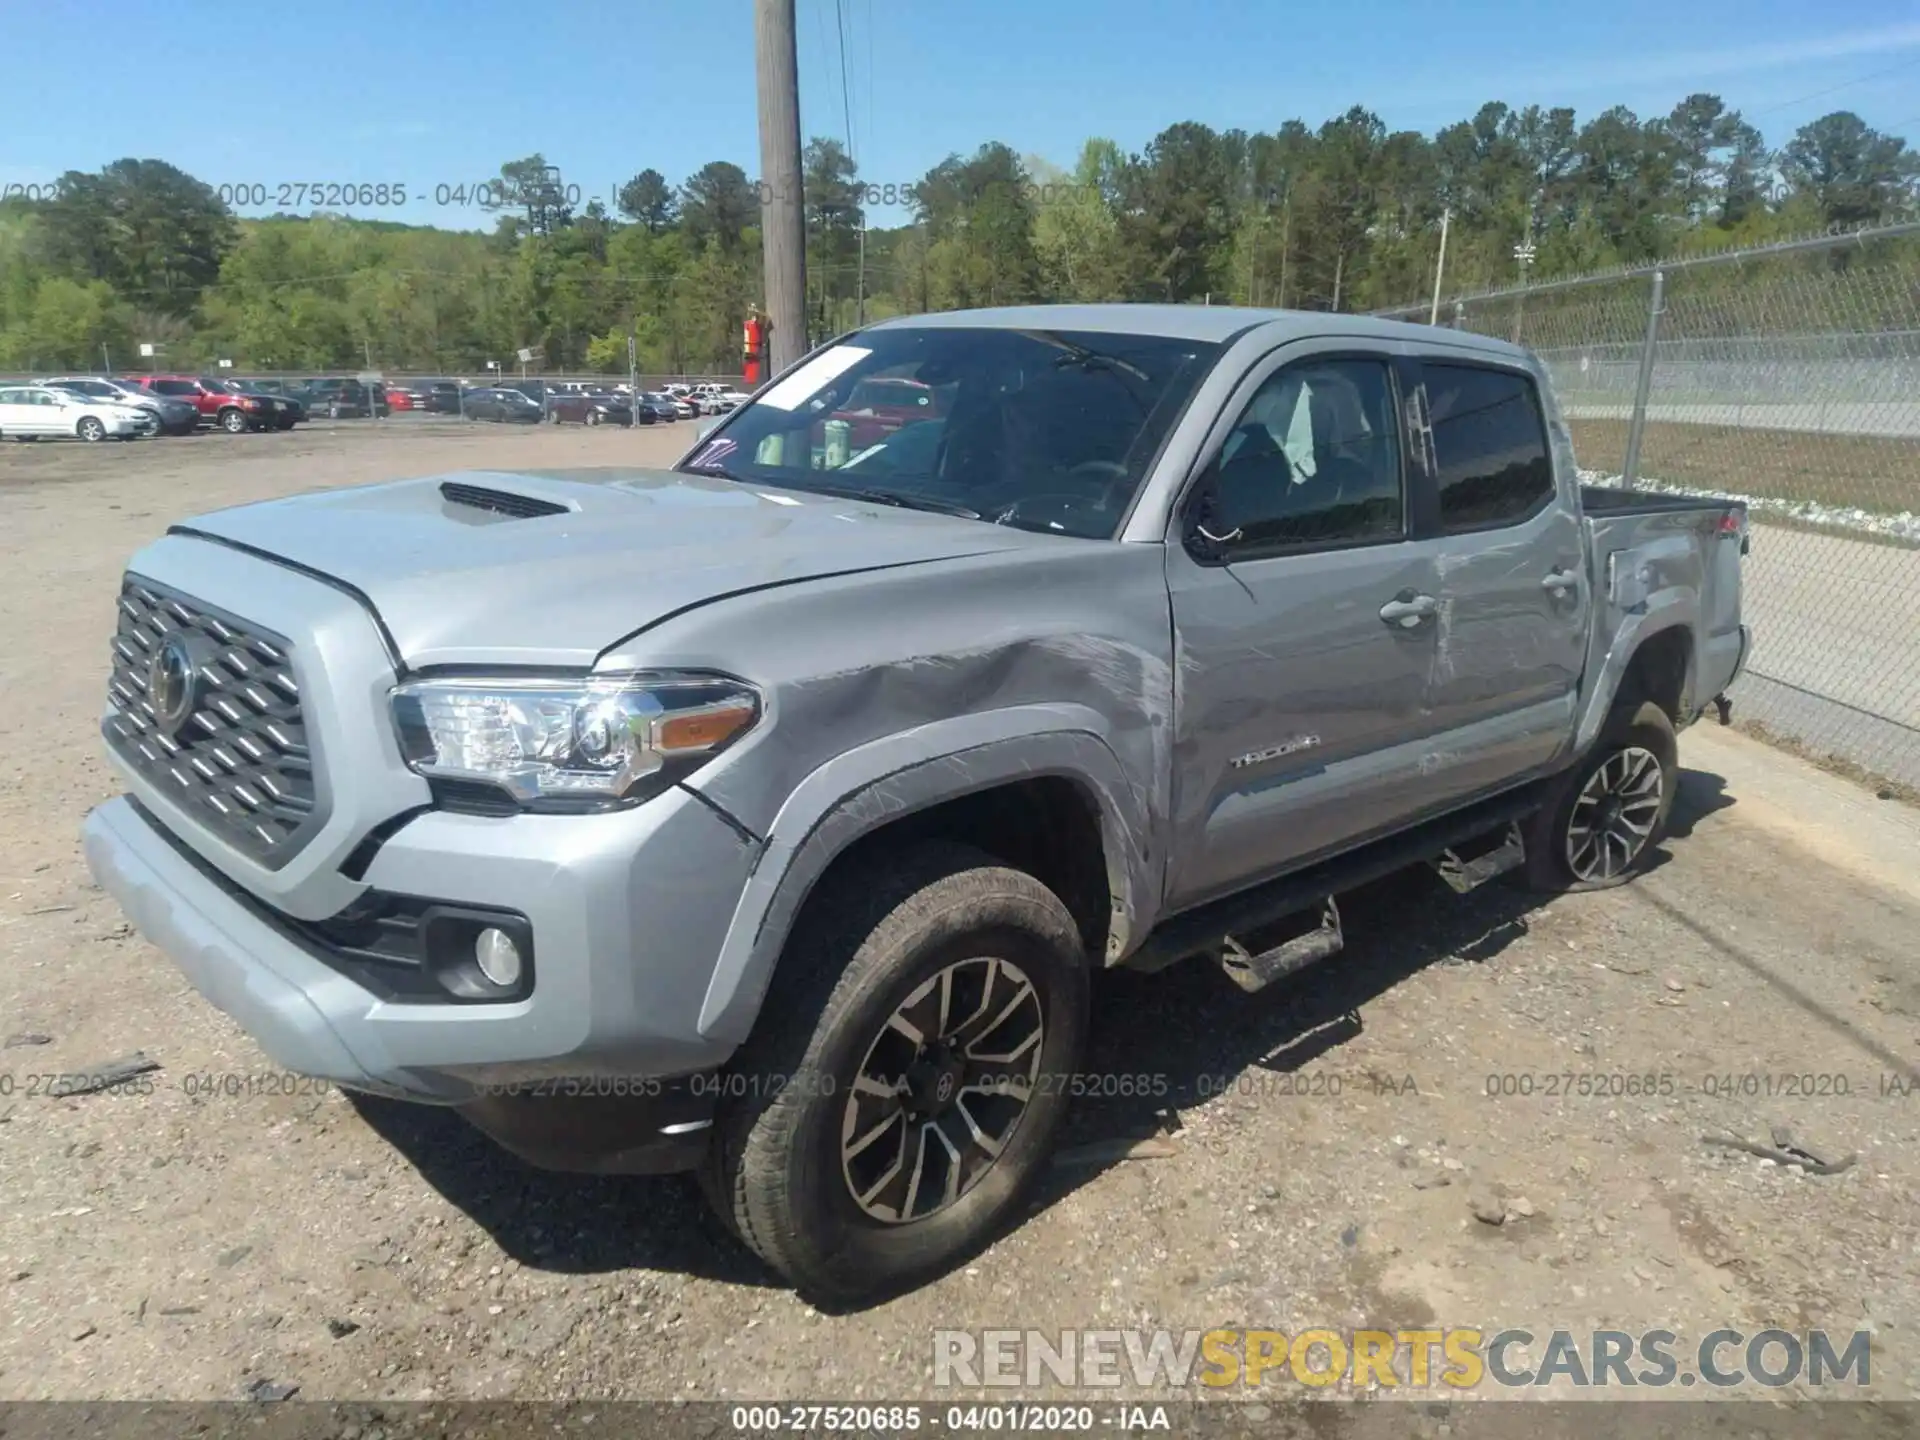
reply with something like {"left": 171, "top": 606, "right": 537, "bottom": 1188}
{"left": 2, "top": 0, "right": 1916, "bottom": 230}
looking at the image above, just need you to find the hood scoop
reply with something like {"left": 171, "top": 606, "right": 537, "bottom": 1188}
{"left": 439, "top": 480, "right": 571, "bottom": 520}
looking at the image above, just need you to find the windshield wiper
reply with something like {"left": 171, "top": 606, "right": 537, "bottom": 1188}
{"left": 680, "top": 462, "right": 750, "bottom": 483}
{"left": 787, "top": 481, "right": 980, "bottom": 519}
{"left": 1018, "top": 330, "right": 1153, "bottom": 386}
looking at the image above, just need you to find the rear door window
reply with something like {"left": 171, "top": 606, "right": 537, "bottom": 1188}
{"left": 1423, "top": 363, "right": 1555, "bottom": 532}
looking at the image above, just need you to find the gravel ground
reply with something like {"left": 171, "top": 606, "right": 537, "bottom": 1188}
{"left": 1, "top": 424, "right": 1917, "bottom": 1407}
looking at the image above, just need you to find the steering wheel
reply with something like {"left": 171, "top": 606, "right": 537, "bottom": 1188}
{"left": 1062, "top": 459, "right": 1132, "bottom": 509}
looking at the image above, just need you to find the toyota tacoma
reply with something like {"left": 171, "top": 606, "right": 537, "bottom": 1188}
{"left": 83, "top": 306, "right": 1747, "bottom": 1300}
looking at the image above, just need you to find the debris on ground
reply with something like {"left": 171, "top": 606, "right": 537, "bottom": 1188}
{"left": 1701, "top": 1129, "right": 1860, "bottom": 1176}
{"left": 243, "top": 1379, "right": 299, "bottom": 1403}
{"left": 1468, "top": 1186, "right": 1509, "bottom": 1226}
{"left": 45, "top": 1053, "right": 161, "bottom": 1097}
{"left": 1051, "top": 1136, "right": 1182, "bottom": 1168}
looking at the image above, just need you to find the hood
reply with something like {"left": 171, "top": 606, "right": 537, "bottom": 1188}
{"left": 177, "top": 467, "right": 1043, "bottom": 668}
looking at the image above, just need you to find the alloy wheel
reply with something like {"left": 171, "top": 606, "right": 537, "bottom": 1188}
{"left": 841, "top": 956, "right": 1045, "bottom": 1224}
{"left": 1565, "top": 745, "right": 1664, "bottom": 882}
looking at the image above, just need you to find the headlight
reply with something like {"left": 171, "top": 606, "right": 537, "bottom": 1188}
{"left": 390, "top": 672, "right": 760, "bottom": 811}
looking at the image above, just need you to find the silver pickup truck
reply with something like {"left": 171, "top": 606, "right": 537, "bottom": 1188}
{"left": 82, "top": 306, "right": 1747, "bottom": 1300}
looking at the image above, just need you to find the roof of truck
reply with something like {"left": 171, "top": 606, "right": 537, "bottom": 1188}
{"left": 865, "top": 303, "right": 1531, "bottom": 360}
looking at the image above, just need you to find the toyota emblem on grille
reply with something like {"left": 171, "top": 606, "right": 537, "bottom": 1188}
{"left": 146, "top": 635, "right": 198, "bottom": 736}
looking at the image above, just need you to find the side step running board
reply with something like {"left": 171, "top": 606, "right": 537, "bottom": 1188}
{"left": 1432, "top": 823, "right": 1526, "bottom": 894}
{"left": 1121, "top": 778, "right": 1553, "bottom": 978}
{"left": 1220, "top": 898, "right": 1342, "bottom": 993}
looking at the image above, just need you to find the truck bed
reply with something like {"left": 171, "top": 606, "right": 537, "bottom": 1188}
{"left": 1579, "top": 484, "right": 1742, "bottom": 519}
{"left": 1576, "top": 484, "right": 1748, "bottom": 744}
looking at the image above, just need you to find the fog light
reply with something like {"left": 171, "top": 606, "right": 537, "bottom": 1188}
{"left": 474, "top": 927, "right": 523, "bottom": 988}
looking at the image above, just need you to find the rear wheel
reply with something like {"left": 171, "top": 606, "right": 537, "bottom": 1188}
{"left": 1523, "top": 701, "right": 1677, "bottom": 892}
{"left": 701, "top": 842, "right": 1089, "bottom": 1303}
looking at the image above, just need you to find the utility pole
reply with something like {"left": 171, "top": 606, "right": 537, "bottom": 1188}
{"left": 856, "top": 213, "right": 867, "bottom": 327}
{"left": 1276, "top": 187, "right": 1293, "bottom": 310}
{"left": 756, "top": 0, "right": 807, "bottom": 375}
{"left": 1428, "top": 206, "right": 1451, "bottom": 325}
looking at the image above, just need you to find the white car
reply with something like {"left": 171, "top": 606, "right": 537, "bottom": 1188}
{"left": 0, "top": 384, "right": 153, "bottom": 442}
{"left": 689, "top": 381, "right": 741, "bottom": 415}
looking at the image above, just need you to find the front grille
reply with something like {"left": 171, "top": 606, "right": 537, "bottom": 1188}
{"left": 104, "top": 576, "right": 322, "bottom": 866}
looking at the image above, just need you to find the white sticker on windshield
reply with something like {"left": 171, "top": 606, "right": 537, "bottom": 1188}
{"left": 753, "top": 345, "right": 873, "bottom": 412}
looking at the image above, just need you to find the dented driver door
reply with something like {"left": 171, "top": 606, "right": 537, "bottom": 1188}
{"left": 1162, "top": 342, "right": 1446, "bottom": 912}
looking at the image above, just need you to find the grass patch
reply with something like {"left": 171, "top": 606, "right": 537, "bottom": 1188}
{"left": 1568, "top": 419, "right": 1920, "bottom": 515}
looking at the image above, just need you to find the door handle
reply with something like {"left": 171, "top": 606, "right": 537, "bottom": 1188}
{"left": 1379, "top": 593, "right": 1438, "bottom": 627}
{"left": 1541, "top": 568, "right": 1580, "bottom": 597}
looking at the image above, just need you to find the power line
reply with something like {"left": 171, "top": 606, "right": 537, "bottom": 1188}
{"left": 834, "top": 0, "right": 856, "bottom": 160}
{"left": 1746, "top": 55, "right": 1920, "bottom": 121}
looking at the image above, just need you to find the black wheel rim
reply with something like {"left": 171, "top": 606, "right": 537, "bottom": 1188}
{"left": 841, "top": 956, "right": 1044, "bottom": 1225}
{"left": 1565, "top": 744, "right": 1663, "bottom": 882}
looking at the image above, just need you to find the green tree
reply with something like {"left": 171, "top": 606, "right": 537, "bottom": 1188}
{"left": 1780, "top": 112, "right": 1919, "bottom": 227}
{"left": 34, "top": 159, "right": 236, "bottom": 317}
{"left": 1032, "top": 141, "right": 1128, "bottom": 302}
{"left": 616, "top": 169, "right": 677, "bottom": 232}
{"left": 679, "top": 161, "right": 757, "bottom": 253}
{"left": 913, "top": 143, "right": 1040, "bottom": 308}
{"left": 803, "top": 137, "right": 863, "bottom": 337}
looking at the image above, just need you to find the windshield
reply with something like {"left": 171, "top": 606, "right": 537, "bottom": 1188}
{"left": 678, "top": 327, "right": 1219, "bottom": 539}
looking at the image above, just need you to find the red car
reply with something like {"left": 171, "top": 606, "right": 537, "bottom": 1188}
{"left": 830, "top": 377, "right": 943, "bottom": 449}
{"left": 135, "top": 375, "right": 299, "bottom": 432}
{"left": 386, "top": 386, "right": 417, "bottom": 411}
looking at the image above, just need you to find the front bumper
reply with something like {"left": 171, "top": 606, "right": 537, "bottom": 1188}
{"left": 83, "top": 782, "right": 759, "bottom": 1166}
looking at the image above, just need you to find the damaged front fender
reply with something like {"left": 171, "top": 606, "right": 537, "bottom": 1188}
{"left": 692, "top": 715, "right": 1151, "bottom": 1046}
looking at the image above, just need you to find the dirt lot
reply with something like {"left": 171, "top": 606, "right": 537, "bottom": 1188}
{"left": 2, "top": 424, "right": 1918, "bottom": 1408}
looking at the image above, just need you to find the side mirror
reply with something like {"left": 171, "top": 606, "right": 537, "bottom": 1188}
{"left": 1182, "top": 483, "right": 1242, "bottom": 565}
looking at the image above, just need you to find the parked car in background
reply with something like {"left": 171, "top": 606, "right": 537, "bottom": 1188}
{"left": 461, "top": 387, "right": 544, "bottom": 423}
{"left": 500, "top": 380, "right": 554, "bottom": 410}
{"left": 689, "top": 382, "right": 739, "bottom": 415}
{"left": 385, "top": 384, "right": 424, "bottom": 412}
{"left": 135, "top": 376, "right": 299, "bottom": 432}
{"left": 302, "top": 379, "right": 390, "bottom": 420}
{"left": 39, "top": 377, "right": 199, "bottom": 436}
{"left": 217, "top": 379, "right": 307, "bottom": 426}
{"left": 422, "top": 381, "right": 464, "bottom": 414}
{"left": 636, "top": 391, "right": 682, "bottom": 423}
{"left": 0, "top": 383, "right": 154, "bottom": 441}
{"left": 548, "top": 389, "right": 634, "bottom": 427}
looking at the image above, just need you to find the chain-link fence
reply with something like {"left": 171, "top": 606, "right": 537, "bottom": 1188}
{"left": 1379, "top": 223, "right": 1920, "bottom": 793}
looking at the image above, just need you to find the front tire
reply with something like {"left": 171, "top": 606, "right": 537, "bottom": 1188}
{"left": 77, "top": 417, "right": 107, "bottom": 442}
{"left": 1523, "top": 701, "right": 1677, "bottom": 892}
{"left": 702, "top": 842, "right": 1089, "bottom": 1303}
{"left": 221, "top": 408, "right": 249, "bottom": 434}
